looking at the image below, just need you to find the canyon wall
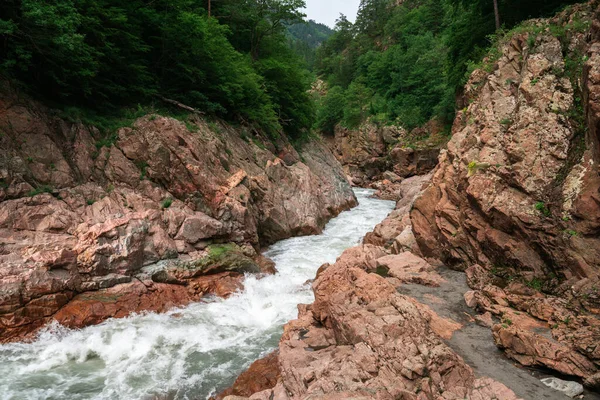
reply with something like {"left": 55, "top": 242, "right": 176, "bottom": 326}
{"left": 0, "top": 83, "right": 357, "bottom": 342}
{"left": 327, "top": 120, "right": 445, "bottom": 187}
{"left": 411, "top": 2, "right": 600, "bottom": 302}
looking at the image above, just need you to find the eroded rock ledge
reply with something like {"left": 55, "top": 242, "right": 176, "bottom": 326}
{"left": 326, "top": 119, "right": 446, "bottom": 196}
{"left": 0, "top": 85, "right": 357, "bottom": 342}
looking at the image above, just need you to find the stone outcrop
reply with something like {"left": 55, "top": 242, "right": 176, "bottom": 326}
{"left": 216, "top": 351, "right": 281, "bottom": 399}
{"left": 328, "top": 120, "right": 445, "bottom": 189}
{"left": 463, "top": 262, "right": 600, "bottom": 388}
{"left": 411, "top": 3, "right": 600, "bottom": 289}
{"left": 221, "top": 174, "right": 523, "bottom": 400}
{"left": 408, "top": 2, "right": 600, "bottom": 386}
{"left": 0, "top": 84, "right": 356, "bottom": 342}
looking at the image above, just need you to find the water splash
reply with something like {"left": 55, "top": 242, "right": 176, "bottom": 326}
{"left": 0, "top": 189, "right": 395, "bottom": 400}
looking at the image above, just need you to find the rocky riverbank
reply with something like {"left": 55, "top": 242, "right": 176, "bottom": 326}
{"left": 0, "top": 83, "right": 357, "bottom": 343}
{"left": 219, "top": 2, "right": 600, "bottom": 399}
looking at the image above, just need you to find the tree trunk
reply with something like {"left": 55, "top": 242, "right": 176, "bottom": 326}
{"left": 208, "top": 0, "right": 211, "bottom": 17}
{"left": 493, "top": 0, "right": 500, "bottom": 30}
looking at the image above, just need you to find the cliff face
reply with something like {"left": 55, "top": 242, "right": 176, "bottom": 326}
{"left": 412, "top": 2, "right": 600, "bottom": 296}
{"left": 0, "top": 84, "right": 357, "bottom": 342}
{"left": 328, "top": 120, "right": 445, "bottom": 189}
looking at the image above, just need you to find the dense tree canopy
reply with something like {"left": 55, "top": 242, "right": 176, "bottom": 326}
{"left": 315, "top": 0, "right": 582, "bottom": 133}
{"left": 0, "top": 0, "right": 314, "bottom": 139}
{"left": 287, "top": 20, "right": 333, "bottom": 70}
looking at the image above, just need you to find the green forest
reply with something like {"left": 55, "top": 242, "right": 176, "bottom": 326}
{"left": 287, "top": 19, "right": 333, "bottom": 70}
{"left": 315, "top": 0, "right": 583, "bottom": 134}
{"left": 0, "top": 0, "right": 314, "bottom": 139}
{"left": 0, "top": 0, "right": 584, "bottom": 141}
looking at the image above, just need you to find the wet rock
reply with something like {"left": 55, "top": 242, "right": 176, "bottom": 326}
{"left": 50, "top": 272, "right": 244, "bottom": 330}
{"left": 540, "top": 377, "right": 584, "bottom": 398}
{"left": 216, "top": 351, "right": 280, "bottom": 399}
{"left": 154, "top": 244, "right": 261, "bottom": 283}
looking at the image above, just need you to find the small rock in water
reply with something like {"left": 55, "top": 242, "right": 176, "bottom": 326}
{"left": 540, "top": 377, "right": 584, "bottom": 398}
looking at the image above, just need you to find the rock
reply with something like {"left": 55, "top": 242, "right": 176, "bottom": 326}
{"left": 584, "top": 372, "right": 600, "bottom": 389}
{"left": 364, "top": 174, "right": 431, "bottom": 248}
{"left": 331, "top": 121, "right": 443, "bottom": 186}
{"left": 174, "top": 214, "right": 224, "bottom": 244}
{"left": 475, "top": 311, "right": 494, "bottom": 328}
{"left": 465, "top": 265, "right": 493, "bottom": 290}
{"left": 389, "top": 146, "right": 441, "bottom": 178}
{"left": 0, "top": 86, "right": 357, "bottom": 342}
{"left": 493, "top": 324, "right": 598, "bottom": 379}
{"left": 375, "top": 252, "right": 443, "bottom": 287}
{"left": 216, "top": 351, "right": 280, "bottom": 399}
{"left": 540, "top": 377, "right": 584, "bottom": 398}
{"left": 234, "top": 161, "right": 519, "bottom": 400}
{"left": 464, "top": 291, "right": 477, "bottom": 308}
{"left": 470, "top": 377, "right": 520, "bottom": 400}
{"left": 50, "top": 272, "right": 244, "bottom": 330}
{"left": 382, "top": 170, "right": 402, "bottom": 183}
{"left": 412, "top": 4, "right": 600, "bottom": 277}
{"left": 161, "top": 244, "right": 262, "bottom": 280}
{"left": 265, "top": 243, "right": 517, "bottom": 399}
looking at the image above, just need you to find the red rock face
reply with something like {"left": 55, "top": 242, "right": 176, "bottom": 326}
{"left": 52, "top": 273, "right": 244, "bottom": 330}
{"left": 464, "top": 262, "right": 600, "bottom": 386}
{"left": 411, "top": 3, "right": 600, "bottom": 286}
{"left": 0, "top": 85, "right": 357, "bottom": 342}
{"left": 220, "top": 6, "right": 600, "bottom": 400}
{"left": 328, "top": 121, "right": 444, "bottom": 188}
{"left": 215, "top": 351, "right": 280, "bottom": 399}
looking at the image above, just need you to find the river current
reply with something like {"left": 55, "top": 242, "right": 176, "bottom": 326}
{"left": 0, "top": 188, "right": 395, "bottom": 400}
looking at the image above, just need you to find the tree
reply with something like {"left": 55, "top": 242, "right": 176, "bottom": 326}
{"left": 355, "top": 0, "right": 390, "bottom": 37}
{"left": 214, "top": 0, "right": 306, "bottom": 60}
{"left": 493, "top": 0, "right": 500, "bottom": 30}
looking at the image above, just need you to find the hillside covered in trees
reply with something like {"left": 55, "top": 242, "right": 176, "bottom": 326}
{"left": 287, "top": 20, "right": 334, "bottom": 69}
{"left": 0, "top": 0, "right": 315, "bottom": 140}
{"left": 315, "top": 0, "right": 584, "bottom": 134}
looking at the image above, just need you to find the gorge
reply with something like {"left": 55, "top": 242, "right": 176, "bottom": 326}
{"left": 0, "top": 189, "right": 395, "bottom": 400}
{"left": 0, "top": 0, "right": 600, "bottom": 399}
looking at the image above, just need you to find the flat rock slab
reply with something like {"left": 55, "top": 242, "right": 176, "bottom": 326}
{"left": 375, "top": 252, "right": 443, "bottom": 287}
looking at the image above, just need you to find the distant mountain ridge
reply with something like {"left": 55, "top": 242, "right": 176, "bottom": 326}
{"left": 287, "top": 20, "right": 334, "bottom": 69}
{"left": 288, "top": 19, "right": 334, "bottom": 49}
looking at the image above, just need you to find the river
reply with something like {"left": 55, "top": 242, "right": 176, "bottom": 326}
{"left": 0, "top": 188, "right": 395, "bottom": 400}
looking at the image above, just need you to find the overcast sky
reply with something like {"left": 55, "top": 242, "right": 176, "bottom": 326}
{"left": 302, "top": 0, "right": 361, "bottom": 28}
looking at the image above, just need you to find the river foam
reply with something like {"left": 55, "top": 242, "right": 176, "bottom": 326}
{"left": 0, "top": 188, "right": 395, "bottom": 400}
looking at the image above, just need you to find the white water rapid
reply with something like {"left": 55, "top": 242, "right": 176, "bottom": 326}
{"left": 0, "top": 189, "right": 395, "bottom": 400}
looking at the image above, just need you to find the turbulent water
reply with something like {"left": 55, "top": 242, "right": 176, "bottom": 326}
{"left": 0, "top": 189, "right": 395, "bottom": 400}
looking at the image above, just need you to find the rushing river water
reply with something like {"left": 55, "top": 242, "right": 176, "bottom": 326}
{"left": 0, "top": 189, "right": 395, "bottom": 400}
